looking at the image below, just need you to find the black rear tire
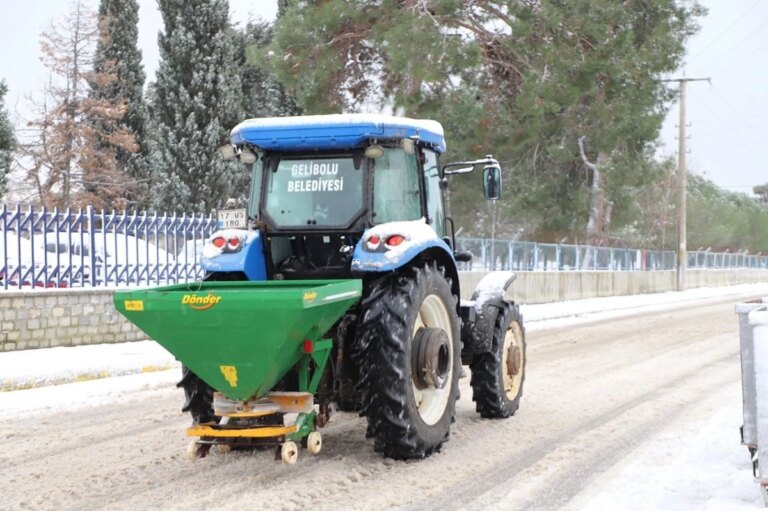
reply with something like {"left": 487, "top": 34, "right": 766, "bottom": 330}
{"left": 470, "top": 303, "right": 526, "bottom": 418}
{"left": 178, "top": 365, "right": 217, "bottom": 424}
{"left": 357, "top": 263, "right": 461, "bottom": 459}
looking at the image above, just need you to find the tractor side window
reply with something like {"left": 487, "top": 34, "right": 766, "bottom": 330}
{"left": 422, "top": 149, "right": 445, "bottom": 237}
{"left": 248, "top": 160, "right": 263, "bottom": 219}
{"left": 372, "top": 148, "right": 421, "bottom": 223}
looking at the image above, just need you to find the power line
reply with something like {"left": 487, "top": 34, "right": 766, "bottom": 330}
{"left": 709, "top": 36, "right": 768, "bottom": 75}
{"left": 689, "top": 0, "right": 762, "bottom": 60}
{"left": 690, "top": 93, "right": 767, "bottom": 157}
{"left": 686, "top": 113, "right": 768, "bottom": 124}
{"left": 710, "top": 87, "right": 766, "bottom": 145}
{"left": 703, "top": 16, "right": 768, "bottom": 66}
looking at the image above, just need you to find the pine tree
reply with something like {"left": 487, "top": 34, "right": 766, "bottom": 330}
{"left": 267, "top": 1, "right": 704, "bottom": 246}
{"left": 149, "top": 0, "right": 242, "bottom": 213}
{"left": 0, "top": 80, "right": 15, "bottom": 200}
{"left": 235, "top": 20, "right": 301, "bottom": 119}
{"left": 91, "top": 0, "right": 148, "bottom": 208}
{"left": 688, "top": 175, "right": 768, "bottom": 252}
{"left": 755, "top": 184, "right": 768, "bottom": 204}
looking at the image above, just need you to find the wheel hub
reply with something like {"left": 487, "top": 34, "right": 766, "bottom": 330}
{"left": 412, "top": 327, "right": 451, "bottom": 390}
{"left": 506, "top": 345, "right": 521, "bottom": 376}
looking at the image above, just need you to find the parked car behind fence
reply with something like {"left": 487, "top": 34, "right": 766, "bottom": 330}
{"left": 1, "top": 206, "right": 218, "bottom": 289}
{"left": 0, "top": 231, "right": 61, "bottom": 287}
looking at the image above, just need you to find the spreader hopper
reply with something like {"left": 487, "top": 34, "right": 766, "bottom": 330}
{"left": 114, "top": 279, "right": 362, "bottom": 401}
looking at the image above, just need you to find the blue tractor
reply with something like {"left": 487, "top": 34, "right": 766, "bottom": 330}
{"left": 131, "top": 114, "right": 526, "bottom": 461}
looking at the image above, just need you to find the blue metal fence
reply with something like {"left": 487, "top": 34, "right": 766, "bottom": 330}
{"left": 2, "top": 206, "right": 767, "bottom": 290}
{"left": 0, "top": 205, "right": 217, "bottom": 290}
{"left": 456, "top": 237, "right": 768, "bottom": 271}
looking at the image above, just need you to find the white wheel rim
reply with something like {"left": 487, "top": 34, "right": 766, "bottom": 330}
{"left": 411, "top": 294, "right": 454, "bottom": 425}
{"left": 281, "top": 441, "right": 298, "bottom": 464}
{"left": 502, "top": 321, "right": 524, "bottom": 398}
{"left": 186, "top": 440, "right": 201, "bottom": 460}
{"left": 307, "top": 432, "right": 322, "bottom": 455}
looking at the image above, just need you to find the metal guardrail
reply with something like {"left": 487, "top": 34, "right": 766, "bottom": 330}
{"left": 2, "top": 206, "right": 767, "bottom": 290}
{"left": 736, "top": 298, "right": 768, "bottom": 505}
{"left": 0, "top": 205, "right": 217, "bottom": 289}
{"left": 457, "top": 237, "right": 768, "bottom": 271}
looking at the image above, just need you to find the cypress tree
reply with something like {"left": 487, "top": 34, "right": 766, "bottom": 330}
{"left": 91, "top": 0, "right": 148, "bottom": 207}
{"left": 149, "top": 0, "right": 242, "bottom": 213}
{"left": 0, "top": 80, "right": 14, "bottom": 200}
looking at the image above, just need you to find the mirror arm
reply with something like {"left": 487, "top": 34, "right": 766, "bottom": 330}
{"left": 441, "top": 155, "right": 499, "bottom": 177}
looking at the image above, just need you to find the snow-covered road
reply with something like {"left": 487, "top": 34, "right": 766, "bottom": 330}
{"left": 1, "top": 284, "right": 767, "bottom": 510}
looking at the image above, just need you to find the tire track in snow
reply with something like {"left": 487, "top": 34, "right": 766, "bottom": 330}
{"left": 419, "top": 311, "right": 740, "bottom": 510}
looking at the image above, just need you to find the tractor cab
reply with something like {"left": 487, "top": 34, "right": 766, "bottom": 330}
{"left": 218, "top": 114, "right": 499, "bottom": 280}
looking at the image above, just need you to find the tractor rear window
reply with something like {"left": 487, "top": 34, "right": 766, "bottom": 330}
{"left": 264, "top": 156, "right": 364, "bottom": 228}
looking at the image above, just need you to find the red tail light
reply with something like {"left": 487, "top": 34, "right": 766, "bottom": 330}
{"left": 212, "top": 237, "right": 226, "bottom": 248}
{"left": 386, "top": 235, "right": 406, "bottom": 247}
{"left": 228, "top": 237, "right": 240, "bottom": 248}
{"left": 366, "top": 234, "right": 381, "bottom": 250}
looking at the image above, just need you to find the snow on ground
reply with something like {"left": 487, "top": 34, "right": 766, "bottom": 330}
{"left": 0, "top": 340, "right": 178, "bottom": 391}
{"left": 2, "top": 282, "right": 768, "bottom": 508}
{"left": 576, "top": 382, "right": 763, "bottom": 511}
{"left": 0, "top": 370, "right": 179, "bottom": 420}
{"left": 521, "top": 283, "right": 768, "bottom": 331}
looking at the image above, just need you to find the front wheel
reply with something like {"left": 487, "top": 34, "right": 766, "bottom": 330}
{"left": 357, "top": 263, "right": 461, "bottom": 459}
{"left": 470, "top": 303, "right": 526, "bottom": 418}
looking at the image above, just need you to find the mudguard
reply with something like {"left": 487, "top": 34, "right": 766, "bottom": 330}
{"left": 200, "top": 229, "right": 267, "bottom": 281}
{"left": 350, "top": 219, "right": 455, "bottom": 273}
{"left": 461, "top": 271, "right": 517, "bottom": 355}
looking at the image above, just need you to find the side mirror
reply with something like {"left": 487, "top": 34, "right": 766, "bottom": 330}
{"left": 482, "top": 165, "right": 502, "bottom": 200}
{"left": 454, "top": 250, "right": 473, "bottom": 263}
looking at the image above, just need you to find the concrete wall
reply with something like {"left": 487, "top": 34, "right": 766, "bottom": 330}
{"left": 1, "top": 269, "right": 767, "bottom": 352}
{"left": 459, "top": 269, "right": 768, "bottom": 302}
{"left": 0, "top": 289, "right": 144, "bottom": 351}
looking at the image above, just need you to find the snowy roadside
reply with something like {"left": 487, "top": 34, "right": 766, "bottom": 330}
{"left": 2, "top": 282, "right": 767, "bottom": 394}
{"left": 1, "top": 282, "right": 767, "bottom": 509}
{"left": 0, "top": 340, "right": 179, "bottom": 392}
{"left": 520, "top": 282, "right": 768, "bottom": 331}
{"left": 572, "top": 382, "right": 763, "bottom": 511}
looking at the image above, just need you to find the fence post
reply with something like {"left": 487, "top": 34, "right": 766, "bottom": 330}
{"left": 88, "top": 206, "right": 96, "bottom": 287}
{"left": 1, "top": 204, "right": 6, "bottom": 290}
{"left": 575, "top": 244, "right": 580, "bottom": 270}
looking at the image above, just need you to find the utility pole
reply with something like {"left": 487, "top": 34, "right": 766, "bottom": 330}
{"left": 662, "top": 76, "right": 710, "bottom": 291}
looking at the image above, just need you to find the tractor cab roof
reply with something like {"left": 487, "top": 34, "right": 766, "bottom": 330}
{"left": 230, "top": 114, "right": 447, "bottom": 154}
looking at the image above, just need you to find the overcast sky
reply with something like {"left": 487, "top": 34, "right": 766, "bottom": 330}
{"left": 658, "top": 0, "right": 768, "bottom": 195}
{"left": 1, "top": 0, "right": 766, "bottom": 195}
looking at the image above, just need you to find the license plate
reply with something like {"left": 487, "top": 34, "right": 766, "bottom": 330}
{"left": 218, "top": 208, "right": 247, "bottom": 229}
